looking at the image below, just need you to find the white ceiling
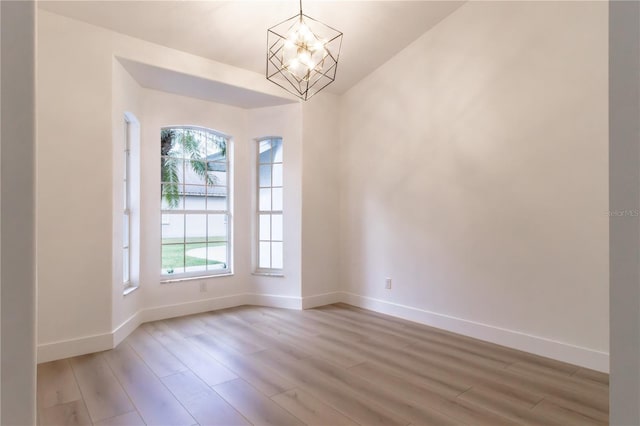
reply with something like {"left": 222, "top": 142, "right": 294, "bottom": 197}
{"left": 39, "top": 1, "right": 464, "bottom": 94}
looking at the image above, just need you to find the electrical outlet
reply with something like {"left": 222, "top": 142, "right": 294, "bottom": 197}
{"left": 385, "top": 278, "right": 392, "bottom": 289}
{"left": 199, "top": 282, "right": 207, "bottom": 292}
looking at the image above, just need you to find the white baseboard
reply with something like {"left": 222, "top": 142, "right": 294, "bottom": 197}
{"left": 247, "top": 293, "right": 302, "bottom": 309}
{"left": 113, "top": 311, "right": 143, "bottom": 348}
{"left": 37, "top": 292, "right": 300, "bottom": 363}
{"left": 37, "top": 332, "right": 113, "bottom": 363}
{"left": 341, "top": 292, "right": 609, "bottom": 373}
{"left": 302, "top": 291, "right": 342, "bottom": 309}
{"left": 37, "top": 290, "right": 610, "bottom": 373}
{"left": 142, "top": 293, "right": 248, "bottom": 324}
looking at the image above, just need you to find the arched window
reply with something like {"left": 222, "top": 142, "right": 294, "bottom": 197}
{"left": 161, "top": 126, "right": 231, "bottom": 278}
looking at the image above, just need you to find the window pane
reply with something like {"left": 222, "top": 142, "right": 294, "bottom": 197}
{"left": 123, "top": 215, "right": 130, "bottom": 248}
{"left": 272, "top": 163, "right": 283, "bottom": 187}
{"left": 206, "top": 242, "right": 228, "bottom": 269}
{"left": 161, "top": 156, "right": 183, "bottom": 182}
{"left": 272, "top": 188, "right": 283, "bottom": 211}
{"left": 259, "top": 242, "right": 271, "bottom": 268}
{"left": 259, "top": 214, "right": 271, "bottom": 241}
{"left": 207, "top": 214, "right": 227, "bottom": 241}
{"left": 184, "top": 243, "right": 208, "bottom": 272}
{"left": 207, "top": 161, "right": 227, "bottom": 176}
{"left": 207, "top": 137, "right": 226, "bottom": 159}
{"left": 259, "top": 188, "right": 271, "bottom": 211}
{"left": 184, "top": 161, "right": 208, "bottom": 185}
{"left": 161, "top": 214, "right": 184, "bottom": 243}
{"left": 206, "top": 193, "right": 227, "bottom": 211}
{"left": 184, "top": 190, "right": 206, "bottom": 211}
{"left": 162, "top": 244, "right": 185, "bottom": 275}
{"left": 185, "top": 214, "right": 206, "bottom": 243}
{"left": 271, "top": 242, "right": 283, "bottom": 269}
{"left": 162, "top": 130, "right": 182, "bottom": 157}
{"left": 259, "top": 140, "right": 272, "bottom": 163}
{"left": 181, "top": 130, "right": 207, "bottom": 157}
{"left": 162, "top": 183, "right": 183, "bottom": 210}
{"left": 259, "top": 164, "right": 272, "bottom": 187}
{"left": 123, "top": 247, "right": 130, "bottom": 283}
{"left": 271, "top": 214, "right": 283, "bottom": 241}
{"left": 272, "top": 139, "right": 283, "bottom": 162}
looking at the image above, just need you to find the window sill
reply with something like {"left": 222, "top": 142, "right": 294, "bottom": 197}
{"left": 161, "top": 272, "right": 234, "bottom": 284}
{"left": 123, "top": 284, "right": 139, "bottom": 296}
{"left": 252, "top": 272, "right": 285, "bottom": 278}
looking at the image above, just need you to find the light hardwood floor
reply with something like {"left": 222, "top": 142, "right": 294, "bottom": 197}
{"left": 37, "top": 303, "right": 609, "bottom": 426}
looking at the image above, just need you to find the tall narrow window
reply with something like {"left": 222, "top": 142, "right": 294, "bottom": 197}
{"left": 161, "top": 127, "right": 231, "bottom": 278}
{"left": 257, "top": 138, "right": 283, "bottom": 272}
{"left": 123, "top": 119, "right": 131, "bottom": 285}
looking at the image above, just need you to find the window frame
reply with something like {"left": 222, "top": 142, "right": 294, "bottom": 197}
{"left": 255, "top": 137, "right": 284, "bottom": 274}
{"left": 160, "top": 125, "right": 232, "bottom": 281}
{"left": 123, "top": 117, "right": 132, "bottom": 287}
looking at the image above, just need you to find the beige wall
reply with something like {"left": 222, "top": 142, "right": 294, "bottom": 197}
{"left": 339, "top": 1, "right": 609, "bottom": 370}
{"left": 301, "top": 94, "right": 341, "bottom": 302}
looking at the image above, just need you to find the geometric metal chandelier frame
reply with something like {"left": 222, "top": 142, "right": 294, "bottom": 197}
{"left": 266, "top": 0, "right": 343, "bottom": 101}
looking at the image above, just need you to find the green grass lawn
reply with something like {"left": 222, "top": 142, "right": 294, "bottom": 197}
{"left": 162, "top": 237, "right": 226, "bottom": 270}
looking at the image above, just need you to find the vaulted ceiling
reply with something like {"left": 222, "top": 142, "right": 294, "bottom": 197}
{"left": 39, "top": 1, "right": 464, "bottom": 94}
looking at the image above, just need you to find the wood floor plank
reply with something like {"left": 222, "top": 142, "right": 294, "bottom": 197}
{"left": 333, "top": 303, "right": 581, "bottom": 375}
{"left": 214, "top": 378, "right": 305, "bottom": 426}
{"left": 39, "top": 400, "right": 92, "bottom": 426}
{"left": 162, "top": 371, "right": 250, "bottom": 426}
{"left": 573, "top": 368, "right": 610, "bottom": 386}
{"left": 164, "top": 314, "right": 208, "bottom": 337}
{"left": 103, "top": 343, "right": 196, "bottom": 426}
{"left": 253, "top": 348, "right": 410, "bottom": 426}
{"left": 126, "top": 327, "right": 188, "bottom": 378}
{"left": 508, "top": 361, "right": 608, "bottom": 393}
{"left": 355, "top": 335, "right": 604, "bottom": 414}
{"left": 211, "top": 315, "right": 311, "bottom": 361}
{"left": 348, "top": 361, "right": 464, "bottom": 399}
{"left": 457, "top": 386, "right": 559, "bottom": 425}
{"left": 252, "top": 321, "right": 366, "bottom": 368}
{"left": 230, "top": 306, "right": 270, "bottom": 325}
{"left": 93, "top": 411, "right": 145, "bottom": 426}
{"left": 37, "top": 305, "right": 609, "bottom": 426}
{"left": 143, "top": 321, "right": 238, "bottom": 386}
{"left": 37, "top": 360, "right": 82, "bottom": 410}
{"left": 69, "top": 352, "right": 134, "bottom": 422}
{"left": 302, "top": 308, "right": 417, "bottom": 347}
{"left": 190, "top": 332, "right": 297, "bottom": 396}
{"left": 272, "top": 388, "right": 360, "bottom": 426}
{"left": 405, "top": 338, "right": 510, "bottom": 371}
{"left": 533, "top": 399, "right": 607, "bottom": 425}
{"left": 198, "top": 313, "right": 267, "bottom": 354}
{"left": 265, "top": 310, "right": 368, "bottom": 344}
{"left": 324, "top": 335, "right": 475, "bottom": 396}
{"left": 301, "top": 354, "right": 515, "bottom": 426}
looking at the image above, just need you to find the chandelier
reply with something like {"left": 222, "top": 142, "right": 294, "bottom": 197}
{"left": 266, "top": 0, "right": 343, "bottom": 101}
